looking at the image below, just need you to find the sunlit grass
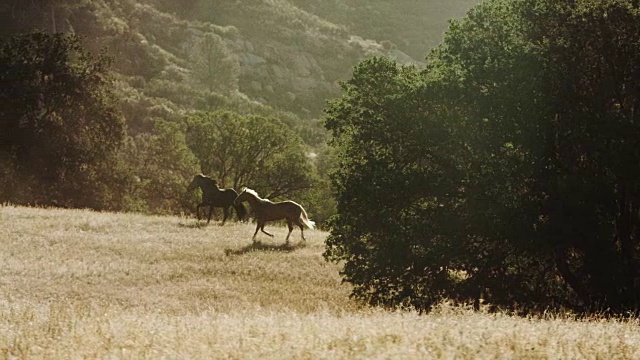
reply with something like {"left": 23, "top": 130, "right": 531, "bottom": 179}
{"left": 1, "top": 205, "right": 639, "bottom": 359}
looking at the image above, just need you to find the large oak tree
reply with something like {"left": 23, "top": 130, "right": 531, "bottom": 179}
{"left": 324, "top": 0, "right": 640, "bottom": 313}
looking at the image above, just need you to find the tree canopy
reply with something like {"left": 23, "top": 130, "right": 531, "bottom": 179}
{"left": 185, "top": 110, "right": 317, "bottom": 199}
{"left": 1, "top": 32, "right": 126, "bottom": 209}
{"left": 325, "top": 0, "right": 640, "bottom": 314}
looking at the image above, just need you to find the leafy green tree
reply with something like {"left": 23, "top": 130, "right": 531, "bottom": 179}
{"left": 325, "top": 0, "right": 640, "bottom": 313}
{"left": 324, "top": 56, "right": 476, "bottom": 310}
{"left": 120, "top": 119, "right": 200, "bottom": 214}
{"left": 1, "top": 32, "right": 126, "bottom": 209}
{"left": 185, "top": 110, "right": 316, "bottom": 198}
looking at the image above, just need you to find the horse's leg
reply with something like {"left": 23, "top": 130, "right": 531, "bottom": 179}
{"left": 294, "top": 218, "right": 306, "bottom": 241}
{"left": 252, "top": 222, "right": 261, "bottom": 242}
{"left": 300, "top": 224, "right": 306, "bottom": 241}
{"left": 285, "top": 220, "right": 294, "bottom": 243}
{"left": 234, "top": 203, "right": 246, "bottom": 222}
{"left": 260, "top": 224, "right": 274, "bottom": 237}
{"left": 220, "top": 207, "right": 229, "bottom": 226}
{"left": 206, "top": 205, "right": 213, "bottom": 224}
{"left": 196, "top": 204, "right": 202, "bottom": 221}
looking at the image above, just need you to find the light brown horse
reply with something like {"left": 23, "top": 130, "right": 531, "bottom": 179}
{"left": 233, "top": 187, "right": 315, "bottom": 243}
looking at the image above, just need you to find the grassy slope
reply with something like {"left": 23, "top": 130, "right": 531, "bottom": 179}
{"left": 1, "top": 205, "right": 639, "bottom": 359}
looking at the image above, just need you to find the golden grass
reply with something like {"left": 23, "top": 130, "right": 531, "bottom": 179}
{"left": 1, "top": 205, "right": 639, "bottom": 359}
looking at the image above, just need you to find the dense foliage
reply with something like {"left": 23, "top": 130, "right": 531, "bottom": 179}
{"left": 1, "top": 32, "right": 126, "bottom": 209}
{"left": 119, "top": 120, "right": 200, "bottom": 213}
{"left": 185, "top": 110, "right": 316, "bottom": 198}
{"left": 325, "top": 0, "right": 640, "bottom": 314}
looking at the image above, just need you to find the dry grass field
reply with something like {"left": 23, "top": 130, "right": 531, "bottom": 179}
{"left": 1, "top": 205, "right": 639, "bottom": 359}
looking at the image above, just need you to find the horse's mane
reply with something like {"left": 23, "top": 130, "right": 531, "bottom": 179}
{"left": 242, "top": 187, "right": 272, "bottom": 203}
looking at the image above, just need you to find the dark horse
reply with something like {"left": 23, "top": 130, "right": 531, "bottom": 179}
{"left": 187, "top": 174, "right": 247, "bottom": 225}
{"left": 234, "top": 187, "right": 315, "bottom": 243}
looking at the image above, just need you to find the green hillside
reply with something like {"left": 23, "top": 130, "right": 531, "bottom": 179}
{"left": 289, "top": 0, "right": 479, "bottom": 60}
{"left": 1, "top": 0, "right": 479, "bottom": 216}
{"left": 3, "top": 0, "right": 479, "bottom": 121}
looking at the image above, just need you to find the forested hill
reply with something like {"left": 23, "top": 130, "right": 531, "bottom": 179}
{"left": 4, "top": 0, "right": 478, "bottom": 122}
{"left": 2, "top": 0, "right": 478, "bottom": 217}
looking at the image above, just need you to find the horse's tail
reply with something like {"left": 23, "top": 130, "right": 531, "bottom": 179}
{"left": 300, "top": 207, "right": 316, "bottom": 229}
{"left": 234, "top": 202, "right": 248, "bottom": 222}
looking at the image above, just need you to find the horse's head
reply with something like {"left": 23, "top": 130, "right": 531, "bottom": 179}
{"left": 187, "top": 174, "right": 205, "bottom": 191}
{"left": 233, "top": 187, "right": 247, "bottom": 205}
{"left": 234, "top": 187, "right": 263, "bottom": 205}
